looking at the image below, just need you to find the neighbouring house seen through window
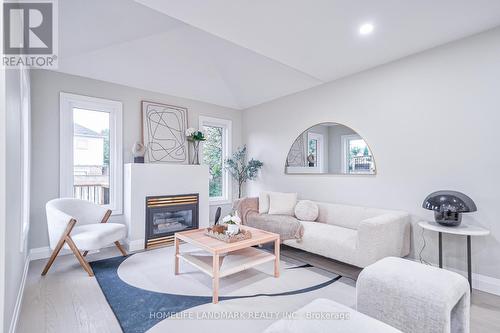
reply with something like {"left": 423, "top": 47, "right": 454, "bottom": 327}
{"left": 73, "top": 108, "right": 110, "bottom": 205}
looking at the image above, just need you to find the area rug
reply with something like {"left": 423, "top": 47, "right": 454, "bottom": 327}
{"left": 90, "top": 245, "right": 355, "bottom": 333}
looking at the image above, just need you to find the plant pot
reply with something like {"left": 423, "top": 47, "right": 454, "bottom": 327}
{"left": 226, "top": 224, "right": 239, "bottom": 234}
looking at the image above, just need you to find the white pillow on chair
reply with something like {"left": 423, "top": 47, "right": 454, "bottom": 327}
{"left": 268, "top": 192, "right": 298, "bottom": 216}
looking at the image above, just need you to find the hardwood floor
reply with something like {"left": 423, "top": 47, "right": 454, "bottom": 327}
{"left": 18, "top": 248, "right": 122, "bottom": 333}
{"left": 17, "top": 247, "right": 500, "bottom": 333}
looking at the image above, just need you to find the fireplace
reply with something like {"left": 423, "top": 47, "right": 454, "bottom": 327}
{"left": 145, "top": 194, "right": 199, "bottom": 249}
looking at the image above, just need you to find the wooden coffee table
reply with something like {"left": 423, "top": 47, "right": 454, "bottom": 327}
{"left": 174, "top": 226, "right": 280, "bottom": 304}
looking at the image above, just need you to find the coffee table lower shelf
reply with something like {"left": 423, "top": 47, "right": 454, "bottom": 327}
{"left": 174, "top": 227, "right": 280, "bottom": 304}
{"left": 177, "top": 247, "right": 276, "bottom": 278}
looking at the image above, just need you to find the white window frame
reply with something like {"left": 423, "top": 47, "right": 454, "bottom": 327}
{"left": 199, "top": 116, "right": 232, "bottom": 205}
{"left": 341, "top": 134, "right": 363, "bottom": 174}
{"left": 60, "top": 93, "right": 123, "bottom": 214}
{"left": 307, "top": 132, "right": 325, "bottom": 173}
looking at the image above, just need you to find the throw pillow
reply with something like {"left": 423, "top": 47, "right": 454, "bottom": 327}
{"left": 268, "top": 192, "right": 298, "bottom": 216}
{"left": 259, "top": 191, "right": 271, "bottom": 214}
{"left": 294, "top": 200, "right": 319, "bottom": 221}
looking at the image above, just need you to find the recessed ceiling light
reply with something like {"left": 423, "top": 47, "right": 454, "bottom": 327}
{"left": 359, "top": 23, "right": 374, "bottom": 36}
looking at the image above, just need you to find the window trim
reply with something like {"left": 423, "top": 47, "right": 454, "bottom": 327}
{"left": 199, "top": 116, "right": 232, "bottom": 205}
{"left": 341, "top": 133, "right": 367, "bottom": 174}
{"left": 307, "top": 132, "right": 325, "bottom": 173}
{"left": 60, "top": 92, "right": 123, "bottom": 214}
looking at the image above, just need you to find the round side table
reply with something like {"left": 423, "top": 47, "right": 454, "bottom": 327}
{"left": 418, "top": 221, "right": 489, "bottom": 292}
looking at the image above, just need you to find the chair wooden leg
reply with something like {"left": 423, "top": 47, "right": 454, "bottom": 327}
{"left": 114, "top": 241, "right": 127, "bottom": 256}
{"left": 41, "top": 219, "right": 76, "bottom": 276}
{"left": 65, "top": 235, "right": 94, "bottom": 277}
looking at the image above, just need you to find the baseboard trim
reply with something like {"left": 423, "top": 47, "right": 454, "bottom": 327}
{"left": 126, "top": 239, "right": 145, "bottom": 252}
{"left": 453, "top": 268, "right": 500, "bottom": 296}
{"left": 408, "top": 257, "right": 500, "bottom": 296}
{"left": 29, "top": 244, "right": 116, "bottom": 261}
{"left": 28, "top": 246, "right": 52, "bottom": 260}
{"left": 9, "top": 254, "right": 30, "bottom": 333}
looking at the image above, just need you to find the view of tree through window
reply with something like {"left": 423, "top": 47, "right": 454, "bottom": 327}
{"left": 73, "top": 108, "right": 110, "bottom": 205}
{"left": 308, "top": 139, "right": 318, "bottom": 167}
{"left": 202, "top": 125, "right": 223, "bottom": 197}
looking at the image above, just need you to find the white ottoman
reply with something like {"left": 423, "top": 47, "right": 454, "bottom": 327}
{"left": 356, "top": 257, "right": 470, "bottom": 333}
{"left": 263, "top": 298, "right": 401, "bottom": 333}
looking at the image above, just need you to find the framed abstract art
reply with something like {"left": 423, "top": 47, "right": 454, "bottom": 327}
{"left": 142, "top": 101, "right": 188, "bottom": 163}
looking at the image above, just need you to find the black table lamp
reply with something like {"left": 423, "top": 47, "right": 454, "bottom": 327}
{"left": 422, "top": 190, "right": 477, "bottom": 226}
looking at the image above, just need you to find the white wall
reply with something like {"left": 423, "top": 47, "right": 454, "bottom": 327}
{"left": 0, "top": 65, "right": 6, "bottom": 333}
{"left": 3, "top": 68, "right": 30, "bottom": 332}
{"left": 243, "top": 27, "right": 500, "bottom": 280}
{"left": 30, "top": 70, "right": 242, "bottom": 250}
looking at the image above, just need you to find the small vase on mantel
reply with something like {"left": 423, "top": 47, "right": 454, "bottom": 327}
{"left": 191, "top": 141, "right": 200, "bottom": 165}
{"left": 186, "top": 127, "right": 206, "bottom": 165}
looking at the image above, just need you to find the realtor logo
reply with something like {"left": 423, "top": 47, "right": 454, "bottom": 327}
{"left": 2, "top": 0, "right": 58, "bottom": 68}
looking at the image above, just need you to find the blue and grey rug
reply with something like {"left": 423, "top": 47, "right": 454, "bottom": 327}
{"left": 90, "top": 245, "right": 351, "bottom": 333}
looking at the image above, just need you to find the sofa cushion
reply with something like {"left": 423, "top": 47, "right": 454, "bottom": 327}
{"left": 258, "top": 191, "right": 271, "bottom": 214}
{"left": 284, "top": 222, "right": 358, "bottom": 265}
{"left": 316, "top": 201, "right": 400, "bottom": 230}
{"left": 294, "top": 200, "right": 319, "bottom": 221}
{"left": 64, "top": 223, "right": 127, "bottom": 251}
{"left": 268, "top": 192, "right": 298, "bottom": 215}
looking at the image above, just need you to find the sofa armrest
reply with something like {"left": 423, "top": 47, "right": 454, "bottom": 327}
{"left": 357, "top": 213, "right": 410, "bottom": 265}
{"left": 233, "top": 197, "right": 259, "bottom": 225}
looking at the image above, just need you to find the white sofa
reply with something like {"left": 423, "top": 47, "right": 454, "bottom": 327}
{"left": 283, "top": 201, "right": 410, "bottom": 267}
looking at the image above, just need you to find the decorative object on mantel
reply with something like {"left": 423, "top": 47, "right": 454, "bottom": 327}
{"left": 222, "top": 211, "right": 241, "bottom": 234}
{"left": 225, "top": 145, "right": 263, "bottom": 198}
{"left": 422, "top": 190, "right": 477, "bottom": 226}
{"left": 214, "top": 207, "right": 222, "bottom": 225}
{"left": 185, "top": 127, "right": 206, "bottom": 165}
{"left": 205, "top": 227, "right": 252, "bottom": 243}
{"left": 142, "top": 101, "right": 188, "bottom": 164}
{"left": 132, "top": 142, "right": 146, "bottom": 163}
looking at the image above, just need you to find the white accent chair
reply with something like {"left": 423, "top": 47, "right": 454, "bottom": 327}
{"left": 42, "top": 198, "right": 128, "bottom": 277}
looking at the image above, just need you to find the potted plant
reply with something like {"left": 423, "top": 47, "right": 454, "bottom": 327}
{"left": 222, "top": 211, "right": 241, "bottom": 234}
{"left": 225, "top": 145, "right": 263, "bottom": 198}
{"left": 185, "top": 128, "right": 206, "bottom": 165}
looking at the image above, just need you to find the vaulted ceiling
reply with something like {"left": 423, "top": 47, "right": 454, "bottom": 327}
{"left": 56, "top": 0, "right": 500, "bottom": 109}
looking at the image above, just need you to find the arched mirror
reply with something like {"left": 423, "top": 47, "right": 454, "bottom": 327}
{"left": 285, "top": 122, "right": 376, "bottom": 175}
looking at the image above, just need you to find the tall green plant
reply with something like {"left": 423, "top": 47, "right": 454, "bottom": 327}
{"left": 225, "top": 146, "right": 263, "bottom": 198}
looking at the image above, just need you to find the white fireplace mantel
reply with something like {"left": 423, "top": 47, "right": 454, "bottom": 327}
{"left": 124, "top": 163, "right": 209, "bottom": 251}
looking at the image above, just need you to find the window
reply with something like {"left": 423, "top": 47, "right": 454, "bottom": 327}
{"left": 307, "top": 132, "right": 325, "bottom": 172}
{"left": 60, "top": 93, "right": 123, "bottom": 214}
{"left": 199, "top": 116, "right": 232, "bottom": 203}
{"left": 341, "top": 134, "right": 374, "bottom": 174}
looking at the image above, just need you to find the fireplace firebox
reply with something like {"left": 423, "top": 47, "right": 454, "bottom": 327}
{"left": 145, "top": 194, "right": 199, "bottom": 249}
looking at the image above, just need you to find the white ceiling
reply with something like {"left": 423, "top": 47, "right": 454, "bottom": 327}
{"left": 55, "top": 0, "right": 500, "bottom": 109}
